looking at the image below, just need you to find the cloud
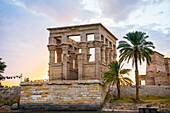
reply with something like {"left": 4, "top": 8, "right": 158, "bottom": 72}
{"left": 0, "top": 0, "right": 53, "bottom": 83}
{"left": 14, "top": 0, "right": 95, "bottom": 24}
{"left": 98, "top": 0, "right": 142, "bottom": 22}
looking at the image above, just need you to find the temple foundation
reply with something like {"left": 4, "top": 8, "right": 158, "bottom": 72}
{"left": 20, "top": 80, "right": 105, "bottom": 111}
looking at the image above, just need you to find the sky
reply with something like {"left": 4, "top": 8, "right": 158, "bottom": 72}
{"left": 0, "top": 0, "right": 170, "bottom": 86}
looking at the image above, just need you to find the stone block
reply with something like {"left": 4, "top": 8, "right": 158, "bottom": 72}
{"left": 20, "top": 80, "right": 105, "bottom": 111}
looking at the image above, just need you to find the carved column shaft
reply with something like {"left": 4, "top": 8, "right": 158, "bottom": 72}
{"left": 106, "top": 47, "right": 111, "bottom": 65}
{"left": 94, "top": 40, "right": 102, "bottom": 80}
{"left": 56, "top": 48, "right": 62, "bottom": 63}
{"left": 101, "top": 44, "right": 106, "bottom": 64}
{"left": 61, "top": 33, "right": 69, "bottom": 80}
{"left": 77, "top": 53, "right": 83, "bottom": 80}
{"left": 80, "top": 42, "right": 88, "bottom": 63}
{"left": 61, "top": 44, "right": 69, "bottom": 80}
{"left": 113, "top": 45, "right": 117, "bottom": 61}
{"left": 110, "top": 50, "right": 114, "bottom": 62}
{"left": 48, "top": 45, "right": 57, "bottom": 64}
{"left": 48, "top": 45, "right": 57, "bottom": 81}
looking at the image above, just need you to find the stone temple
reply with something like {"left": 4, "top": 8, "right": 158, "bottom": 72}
{"left": 139, "top": 51, "right": 170, "bottom": 86}
{"left": 47, "top": 23, "right": 117, "bottom": 81}
{"left": 20, "top": 23, "right": 118, "bottom": 111}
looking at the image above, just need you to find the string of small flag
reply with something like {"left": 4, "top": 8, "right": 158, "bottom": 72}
{"left": 4, "top": 74, "right": 22, "bottom": 79}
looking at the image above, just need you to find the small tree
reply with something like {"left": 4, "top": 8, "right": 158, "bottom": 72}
{"left": 0, "top": 58, "right": 7, "bottom": 86}
{"left": 103, "top": 61, "right": 133, "bottom": 99}
{"left": 24, "top": 77, "right": 29, "bottom": 82}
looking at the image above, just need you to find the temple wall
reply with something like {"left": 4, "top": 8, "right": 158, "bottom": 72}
{"left": 154, "top": 72, "right": 170, "bottom": 86}
{"left": 51, "top": 63, "right": 63, "bottom": 80}
{"left": 146, "top": 52, "right": 165, "bottom": 73}
{"left": 83, "top": 63, "right": 96, "bottom": 79}
{"left": 146, "top": 51, "right": 170, "bottom": 85}
{"left": 20, "top": 80, "right": 105, "bottom": 111}
{"left": 68, "top": 69, "right": 78, "bottom": 80}
{"left": 110, "top": 85, "right": 170, "bottom": 98}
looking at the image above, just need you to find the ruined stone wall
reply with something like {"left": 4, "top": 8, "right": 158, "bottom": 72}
{"left": 0, "top": 86, "right": 20, "bottom": 105}
{"left": 20, "top": 80, "right": 105, "bottom": 111}
{"left": 146, "top": 51, "right": 170, "bottom": 85}
{"left": 154, "top": 72, "right": 170, "bottom": 85}
{"left": 110, "top": 85, "right": 170, "bottom": 98}
{"left": 146, "top": 52, "right": 165, "bottom": 73}
{"left": 164, "top": 58, "right": 170, "bottom": 72}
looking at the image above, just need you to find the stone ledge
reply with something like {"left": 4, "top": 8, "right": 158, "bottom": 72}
{"left": 20, "top": 80, "right": 104, "bottom": 86}
{"left": 20, "top": 82, "right": 43, "bottom": 86}
{"left": 20, "top": 103, "right": 102, "bottom": 111}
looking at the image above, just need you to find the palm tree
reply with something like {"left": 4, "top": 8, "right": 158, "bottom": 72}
{"left": 0, "top": 58, "right": 7, "bottom": 86}
{"left": 103, "top": 61, "right": 133, "bottom": 99}
{"left": 117, "top": 31, "right": 155, "bottom": 100}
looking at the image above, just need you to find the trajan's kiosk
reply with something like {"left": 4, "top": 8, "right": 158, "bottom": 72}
{"left": 20, "top": 23, "right": 118, "bottom": 111}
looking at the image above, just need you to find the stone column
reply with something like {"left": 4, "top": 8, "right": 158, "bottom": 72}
{"left": 48, "top": 45, "right": 56, "bottom": 63}
{"left": 49, "top": 36, "right": 56, "bottom": 45}
{"left": 106, "top": 47, "right": 112, "bottom": 65}
{"left": 79, "top": 42, "right": 88, "bottom": 63}
{"left": 48, "top": 45, "right": 57, "bottom": 81}
{"left": 101, "top": 44, "right": 107, "bottom": 64}
{"left": 57, "top": 48, "right": 62, "bottom": 63}
{"left": 80, "top": 32, "right": 88, "bottom": 63}
{"left": 77, "top": 53, "right": 83, "bottom": 80}
{"left": 110, "top": 50, "right": 114, "bottom": 62}
{"left": 94, "top": 40, "right": 102, "bottom": 80}
{"left": 61, "top": 44, "right": 69, "bottom": 80}
{"left": 61, "top": 34, "right": 69, "bottom": 80}
{"left": 113, "top": 45, "right": 117, "bottom": 61}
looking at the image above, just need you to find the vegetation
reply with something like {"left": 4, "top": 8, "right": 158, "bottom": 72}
{"left": 103, "top": 61, "right": 133, "bottom": 99}
{"left": 24, "top": 77, "right": 29, "bottom": 82}
{"left": 117, "top": 31, "right": 155, "bottom": 100}
{"left": 0, "top": 58, "right": 7, "bottom": 86}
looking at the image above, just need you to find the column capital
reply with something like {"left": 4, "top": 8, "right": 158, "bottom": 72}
{"left": 60, "top": 43, "right": 69, "bottom": 48}
{"left": 102, "top": 44, "right": 107, "bottom": 49}
{"left": 47, "top": 45, "right": 57, "bottom": 51}
{"left": 79, "top": 41, "right": 89, "bottom": 45}
{"left": 49, "top": 36, "right": 56, "bottom": 45}
{"left": 93, "top": 40, "right": 103, "bottom": 48}
{"left": 106, "top": 47, "right": 112, "bottom": 51}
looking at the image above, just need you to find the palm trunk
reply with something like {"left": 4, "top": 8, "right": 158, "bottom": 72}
{"left": 135, "top": 53, "right": 140, "bottom": 100}
{"left": 117, "top": 81, "right": 120, "bottom": 99}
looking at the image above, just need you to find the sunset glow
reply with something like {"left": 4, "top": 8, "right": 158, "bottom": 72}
{"left": 0, "top": 0, "right": 170, "bottom": 86}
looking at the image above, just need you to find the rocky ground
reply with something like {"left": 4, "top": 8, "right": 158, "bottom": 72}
{"left": 0, "top": 101, "right": 169, "bottom": 112}
{"left": 103, "top": 100, "right": 170, "bottom": 112}
{"left": 0, "top": 105, "right": 20, "bottom": 112}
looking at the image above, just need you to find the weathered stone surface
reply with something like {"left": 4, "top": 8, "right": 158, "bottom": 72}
{"left": 20, "top": 103, "right": 102, "bottom": 111}
{"left": 139, "top": 51, "right": 170, "bottom": 86}
{"left": 20, "top": 80, "right": 105, "bottom": 111}
{"left": 110, "top": 85, "right": 170, "bottom": 98}
{"left": 0, "top": 87, "right": 20, "bottom": 105}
